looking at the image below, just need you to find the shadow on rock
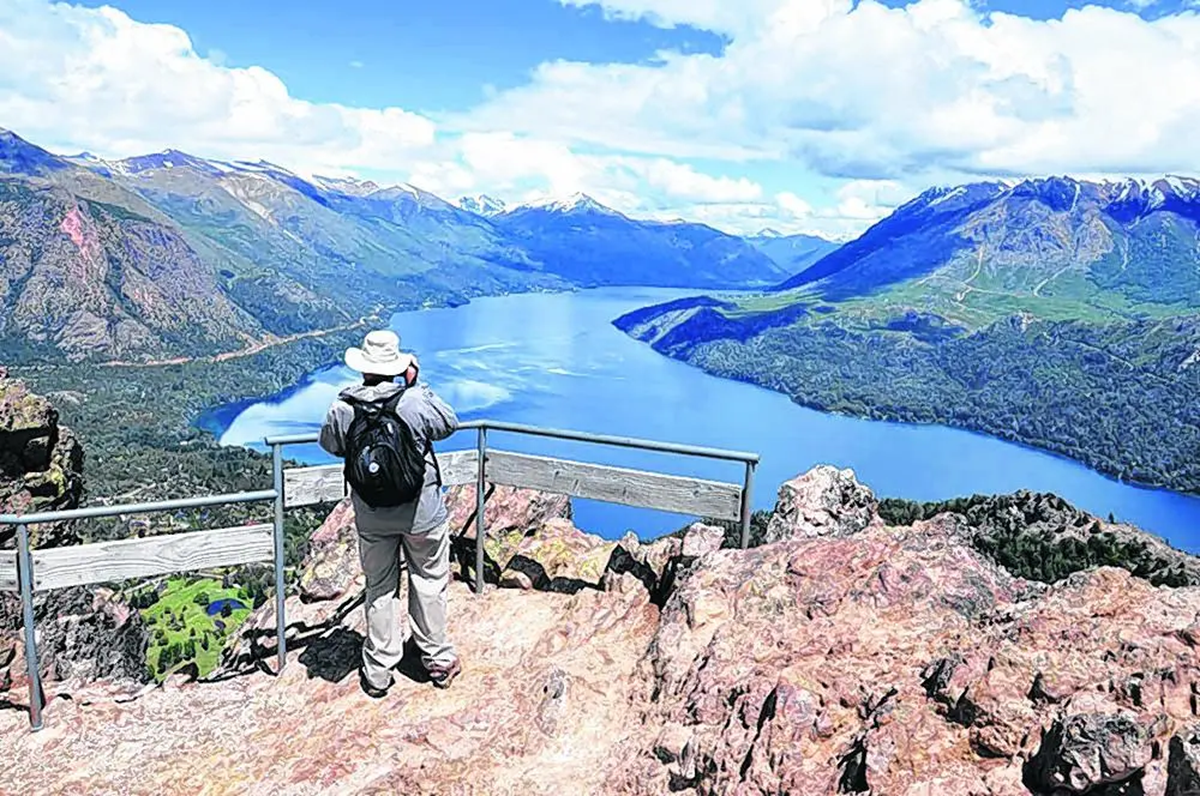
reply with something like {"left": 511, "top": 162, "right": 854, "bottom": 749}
{"left": 207, "top": 590, "right": 366, "bottom": 682}
{"left": 393, "top": 639, "right": 432, "bottom": 686}
{"left": 296, "top": 627, "right": 363, "bottom": 684}
{"left": 451, "top": 532, "right": 505, "bottom": 590}
{"left": 502, "top": 554, "right": 596, "bottom": 595}
{"left": 603, "top": 544, "right": 660, "bottom": 600}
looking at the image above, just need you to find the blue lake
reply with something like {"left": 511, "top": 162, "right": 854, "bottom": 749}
{"left": 198, "top": 287, "right": 1200, "bottom": 552}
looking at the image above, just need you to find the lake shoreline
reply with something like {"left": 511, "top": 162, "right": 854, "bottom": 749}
{"left": 683, "top": 360, "right": 1197, "bottom": 505}
{"left": 200, "top": 287, "right": 1200, "bottom": 551}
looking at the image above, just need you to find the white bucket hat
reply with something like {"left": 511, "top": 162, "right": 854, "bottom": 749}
{"left": 344, "top": 329, "right": 414, "bottom": 377}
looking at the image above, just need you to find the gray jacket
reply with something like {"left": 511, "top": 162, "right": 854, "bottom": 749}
{"left": 317, "top": 380, "right": 459, "bottom": 534}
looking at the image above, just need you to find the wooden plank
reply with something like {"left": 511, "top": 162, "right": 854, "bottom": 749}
{"left": 283, "top": 449, "right": 479, "bottom": 508}
{"left": 31, "top": 524, "right": 275, "bottom": 592}
{"left": 485, "top": 450, "right": 743, "bottom": 521}
{"left": 0, "top": 551, "right": 16, "bottom": 592}
{"left": 284, "top": 465, "right": 345, "bottom": 508}
{"left": 439, "top": 449, "right": 481, "bottom": 487}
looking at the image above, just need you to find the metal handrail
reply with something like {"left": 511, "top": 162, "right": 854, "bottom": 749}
{"left": 1, "top": 487, "right": 281, "bottom": 732}
{"left": 264, "top": 418, "right": 761, "bottom": 464}
{"left": 2, "top": 419, "right": 757, "bottom": 734}
{"left": 264, "top": 418, "right": 758, "bottom": 590}
{"left": 0, "top": 489, "right": 278, "bottom": 526}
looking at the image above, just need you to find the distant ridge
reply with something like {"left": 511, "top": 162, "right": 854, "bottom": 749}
{"left": 774, "top": 175, "right": 1200, "bottom": 299}
{"left": 0, "top": 128, "right": 790, "bottom": 362}
{"left": 744, "top": 229, "right": 840, "bottom": 279}
{"left": 456, "top": 194, "right": 506, "bottom": 216}
{"left": 488, "top": 191, "right": 786, "bottom": 288}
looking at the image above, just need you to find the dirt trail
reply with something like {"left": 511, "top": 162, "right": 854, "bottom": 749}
{"left": 97, "top": 314, "right": 378, "bottom": 369}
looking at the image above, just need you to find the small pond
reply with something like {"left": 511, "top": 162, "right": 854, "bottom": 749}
{"left": 205, "top": 597, "right": 248, "bottom": 616}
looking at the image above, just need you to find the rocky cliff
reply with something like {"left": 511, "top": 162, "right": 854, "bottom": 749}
{"left": 0, "top": 367, "right": 83, "bottom": 547}
{"left": 0, "top": 372, "right": 149, "bottom": 698}
{"left": 3, "top": 464, "right": 1199, "bottom": 795}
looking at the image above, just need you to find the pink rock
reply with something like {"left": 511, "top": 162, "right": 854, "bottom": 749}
{"left": 498, "top": 518, "right": 616, "bottom": 592}
{"left": 764, "top": 464, "right": 879, "bottom": 542}
{"left": 680, "top": 522, "right": 724, "bottom": 558}
{"left": 2, "top": 464, "right": 1199, "bottom": 796}
{"left": 296, "top": 484, "right": 573, "bottom": 602}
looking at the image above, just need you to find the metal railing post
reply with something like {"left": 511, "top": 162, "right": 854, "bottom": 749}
{"left": 475, "top": 426, "right": 487, "bottom": 595}
{"left": 271, "top": 443, "right": 287, "bottom": 673}
{"left": 16, "top": 523, "right": 44, "bottom": 730}
{"left": 739, "top": 461, "right": 756, "bottom": 550}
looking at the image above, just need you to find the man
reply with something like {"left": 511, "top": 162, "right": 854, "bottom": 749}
{"left": 318, "top": 329, "right": 462, "bottom": 697}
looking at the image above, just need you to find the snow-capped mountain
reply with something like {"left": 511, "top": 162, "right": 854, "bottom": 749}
{"left": 457, "top": 194, "right": 507, "bottom": 216}
{"left": 312, "top": 174, "right": 381, "bottom": 197}
{"left": 504, "top": 192, "right": 623, "bottom": 217}
{"left": 775, "top": 174, "right": 1200, "bottom": 301}
{"left": 488, "top": 192, "right": 786, "bottom": 288}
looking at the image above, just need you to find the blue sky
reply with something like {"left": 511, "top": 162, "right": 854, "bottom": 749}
{"left": 74, "top": 0, "right": 1189, "bottom": 114}
{"left": 73, "top": 0, "right": 727, "bottom": 111}
{"left": 5, "top": 0, "right": 1200, "bottom": 237}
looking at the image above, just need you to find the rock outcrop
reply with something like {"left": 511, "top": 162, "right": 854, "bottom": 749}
{"left": 3, "top": 461, "right": 1199, "bottom": 796}
{"left": 0, "top": 373, "right": 83, "bottom": 548}
{"left": 0, "top": 375, "right": 149, "bottom": 702}
{"left": 764, "top": 464, "right": 880, "bottom": 543}
{"left": 294, "top": 483, "right": 574, "bottom": 604}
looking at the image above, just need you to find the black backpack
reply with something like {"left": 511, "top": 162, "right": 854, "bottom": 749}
{"left": 341, "top": 390, "right": 440, "bottom": 508}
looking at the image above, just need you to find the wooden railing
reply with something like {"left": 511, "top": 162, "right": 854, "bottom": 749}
{"left": 0, "top": 419, "right": 758, "bottom": 732}
{"left": 285, "top": 450, "right": 743, "bottom": 520}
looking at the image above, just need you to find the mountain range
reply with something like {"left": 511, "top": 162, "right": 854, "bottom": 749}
{"left": 773, "top": 176, "right": 1200, "bottom": 311}
{"left": 616, "top": 174, "right": 1200, "bottom": 495}
{"left": 0, "top": 128, "right": 800, "bottom": 363}
{"left": 744, "top": 229, "right": 840, "bottom": 278}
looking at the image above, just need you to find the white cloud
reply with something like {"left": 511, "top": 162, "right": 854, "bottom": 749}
{"left": 776, "top": 191, "right": 813, "bottom": 219}
{"left": 408, "top": 131, "right": 765, "bottom": 211}
{"left": 0, "top": 0, "right": 434, "bottom": 177}
{"left": 3, "top": 0, "right": 1200, "bottom": 240}
{"left": 490, "top": 0, "right": 1200, "bottom": 181}
{"left": 631, "top": 158, "right": 762, "bottom": 202}
{"left": 558, "top": 0, "right": 784, "bottom": 38}
{"left": 767, "top": 180, "right": 907, "bottom": 238}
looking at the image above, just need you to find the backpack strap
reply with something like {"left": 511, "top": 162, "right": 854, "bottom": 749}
{"left": 381, "top": 390, "right": 406, "bottom": 415}
{"left": 427, "top": 437, "right": 443, "bottom": 489}
{"left": 395, "top": 390, "right": 443, "bottom": 489}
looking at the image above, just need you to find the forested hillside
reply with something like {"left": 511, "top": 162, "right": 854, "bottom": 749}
{"left": 618, "top": 176, "right": 1200, "bottom": 495}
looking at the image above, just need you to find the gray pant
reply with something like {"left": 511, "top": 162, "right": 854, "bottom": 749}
{"left": 356, "top": 518, "right": 457, "bottom": 689}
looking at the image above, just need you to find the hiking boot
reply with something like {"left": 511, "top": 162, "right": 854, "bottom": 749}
{"left": 427, "top": 658, "right": 461, "bottom": 689}
{"left": 359, "top": 668, "right": 393, "bottom": 699}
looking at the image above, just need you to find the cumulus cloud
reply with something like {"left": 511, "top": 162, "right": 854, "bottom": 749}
{"left": 558, "top": 0, "right": 783, "bottom": 38}
{"left": 0, "top": 0, "right": 434, "bottom": 176}
{"left": 2, "top": 0, "right": 1199, "bottom": 239}
{"left": 411, "top": 133, "right": 768, "bottom": 222}
{"left": 502, "top": 0, "right": 1200, "bottom": 180}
